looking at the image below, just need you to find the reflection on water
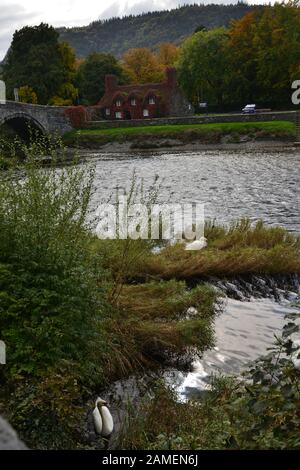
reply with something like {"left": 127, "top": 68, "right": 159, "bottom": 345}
{"left": 88, "top": 148, "right": 300, "bottom": 232}
{"left": 165, "top": 296, "right": 300, "bottom": 400}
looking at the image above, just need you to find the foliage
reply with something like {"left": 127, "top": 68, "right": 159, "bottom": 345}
{"left": 157, "top": 43, "right": 180, "bottom": 68}
{"left": 122, "top": 48, "right": 164, "bottom": 84}
{"left": 3, "top": 24, "right": 77, "bottom": 104}
{"left": 64, "top": 106, "right": 88, "bottom": 128}
{"left": 227, "top": 2, "right": 300, "bottom": 106}
{"left": 177, "top": 2, "right": 300, "bottom": 108}
{"left": 0, "top": 137, "right": 103, "bottom": 376}
{"left": 0, "top": 136, "right": 111, "bottom": 447}
{"left": 177, "top": 28, "right": 229, "bottom": 106}
{"left": 18, "top": 85, "right": 38, "bottom": 104}
{"left": 221, "top": 311, "right": 300, "bottom": 449}
{"left": 76, "top": 53, "right": 124, "bottom": 105}
{"left": 50, "top": 83, "right": 78, "bottom": 106}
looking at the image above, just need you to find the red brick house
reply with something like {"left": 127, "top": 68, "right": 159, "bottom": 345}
{"left": 97, "top": 68, "right": 193, "bottom": 120}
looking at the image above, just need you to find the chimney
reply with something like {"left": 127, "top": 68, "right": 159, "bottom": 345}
{"left": 165, "top": 67, "right": 177, "bottom": 88}
{"left": 105, "top": 75, "right": 118, "bottom": 92}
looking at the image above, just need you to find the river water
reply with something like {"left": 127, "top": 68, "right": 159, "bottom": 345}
{"left": 85, "top": 147, "right": 300, "bottom": 402}
{"left": 88, "top": 148, "right": 300, "bottom": 232}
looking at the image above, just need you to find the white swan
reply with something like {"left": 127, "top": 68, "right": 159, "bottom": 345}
{"left": 93, "top": 398, "right": 114, "bottom": 437}
{"left": 92, "top": 398, "right": 102, "bottom": 435}
{"left": 291, "top": 339, "right": 300, "bottom": 370}
{"left": 185, "top": 237, "right": 207, "bottom": 251}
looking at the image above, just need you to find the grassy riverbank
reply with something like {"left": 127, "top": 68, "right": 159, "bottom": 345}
{"left": 64, "top": 121, "right": 296, "bottom": 148}
{"left": 0, "top": 138, "right": 299, "bottom": 449}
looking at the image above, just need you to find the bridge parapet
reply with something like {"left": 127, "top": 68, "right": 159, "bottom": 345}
{"left": 0, "top": 101, "right": 73, "bottom": 135}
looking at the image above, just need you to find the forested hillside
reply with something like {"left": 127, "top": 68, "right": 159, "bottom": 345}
{"left": 57, "top": 3, "right": 260, "bottom": 58}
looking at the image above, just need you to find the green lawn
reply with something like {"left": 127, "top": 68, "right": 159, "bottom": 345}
{"left": 67, "top": 120, "right": 296, "bottom": 138}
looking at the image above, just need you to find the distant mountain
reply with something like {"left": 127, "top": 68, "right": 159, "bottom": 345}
{"left": 57, "top": 3, "right": 261, "bottom": 59}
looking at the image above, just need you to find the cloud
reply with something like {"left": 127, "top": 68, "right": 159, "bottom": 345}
{"left": 0, "top": 3, "right": 41, "bottom": 60}
{"left": 99, "top": 0, "right": 244, "bottom": 19}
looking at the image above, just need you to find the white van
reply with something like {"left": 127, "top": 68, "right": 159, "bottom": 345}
{"left": 242, "top": 104, "right": 256, "bottom": 114}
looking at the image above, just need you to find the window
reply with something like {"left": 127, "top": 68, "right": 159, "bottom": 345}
{"left": 115, "top": 111, "right": 122, "bottom": 119}
{"left": 116, "top": 99, "right": 121, "bottom": 107}
{"left": 105, "top": 108, "right": 110, "bottom": 116}
{"left": 130, "top": 98, "right": 136, "bottom": 106}
{"left": 148, "top": 96, "right": 155, "bottom": 105}
{"left": 143, "top": 109, "right": 149, "bottom": 117}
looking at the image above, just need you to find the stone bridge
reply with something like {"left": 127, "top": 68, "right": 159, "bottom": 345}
{"left": 0, "top": 100, "right": 73, "bottom": 137}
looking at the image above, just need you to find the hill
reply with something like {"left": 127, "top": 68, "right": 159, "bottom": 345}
{"left": 57, "top": 3, "right": 261, "bottom": 59}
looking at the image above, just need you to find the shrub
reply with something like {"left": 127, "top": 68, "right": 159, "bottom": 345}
{"left": 19, "top": 85, "right": 38, "bottom": 104}
{"left": 64, "top": 106, "right": 87, "bottom": 128}
{"left": 0, "top": 138, "right": 111, "bottom": 447}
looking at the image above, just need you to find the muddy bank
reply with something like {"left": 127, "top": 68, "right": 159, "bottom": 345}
{"left": 67, "top": 138, "right": 295, "bottom": 154}
{"left": 63, "top": 125, "right": 295, "bottom": 153}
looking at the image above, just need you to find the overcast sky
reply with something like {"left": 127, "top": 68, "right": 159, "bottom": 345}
{"left": 0, "top": 0, "right": 266, "bottom": 60}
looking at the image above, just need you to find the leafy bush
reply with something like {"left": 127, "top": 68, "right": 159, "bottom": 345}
{"left": 0, "top": 139, "right": 112, "bottom": 447}
{"left": 64, "top": 106, "right": 87, "bottom": 128}
{"left": 221, "top": 310, "right": 300, "bottom": 449}
{"left": 19, "top": 85, "right": 38, "bottom": 104}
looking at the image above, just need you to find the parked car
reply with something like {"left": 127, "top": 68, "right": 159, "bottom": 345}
{"left": 242, "top": 104, "right": 256, "bottom": 114}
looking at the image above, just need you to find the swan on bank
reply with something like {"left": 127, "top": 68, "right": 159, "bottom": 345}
{"left": 185, "top": 237, "right": 207, "bottom": 251}
{"left": 291, "top": 339, "right": 300, "bottom": 370}
{"left": 93, "top": 398, "right": 114, "bottom": 437}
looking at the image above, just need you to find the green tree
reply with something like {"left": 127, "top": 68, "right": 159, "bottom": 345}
{"left": 3, "top": 24, "right": 76, "bottom": 104}
{"left": 19, "top": 85, "right": 38, "bottom": 104}
{"left": 177, "top": 28, "right": 229, "bottom": 107}
{"left": 76, "top": 53, "right": 123, "bottom": 105}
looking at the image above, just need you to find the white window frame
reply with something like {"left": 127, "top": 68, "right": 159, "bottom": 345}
{"left": 130, "top": 98, "right": 136, "bottom": 106}
{"left": 116, "top": 99, "right": 121, "bottom": 107}
{"left": 115, "top": 111, "right": 122, "bottom": 119}
{"left": 148, "top": 96, "right": 155, "bottom": 105}
{"left": 143, "top": 109, "right": 149, "bottom": 117}
{"left": 105, "top": 108, "right": 110, "bottom": 116}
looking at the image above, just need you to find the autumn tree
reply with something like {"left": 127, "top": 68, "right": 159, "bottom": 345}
{"left": 157, "top": 43, "right": 180, "bottom": 68}
{"left": 227, "top": 1, "right": 300, "bottom": 106}
{"left": 19, "top": 86, "right": 38, "bottom": 104}
{"left": 122, "top": 48, "right": 164, "bottom": 84}
{"left": 255, "top": 2, "right": 300, "bottom": 105}
{"left": 226, "top": 11, "right": 258, "bottom": 104}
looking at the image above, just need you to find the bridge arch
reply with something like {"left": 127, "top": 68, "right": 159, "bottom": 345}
{"left": 0, "top": 112, "right": 46, "bottom": 141}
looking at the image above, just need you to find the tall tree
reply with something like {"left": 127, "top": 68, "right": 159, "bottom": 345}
{"left": 76, "top": 53, "right": 123, "bottom": 105}
{"left": 177, "top": 28, "right": 229, "bottom": 106}
{"left": 3, "top": 23, "right": 76, "bottom": 104}
{"left": 226, "top": 11, "right": 258, "bottom": 104}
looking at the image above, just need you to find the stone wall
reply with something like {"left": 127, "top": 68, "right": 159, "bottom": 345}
{"left": 87, "top": 111, "right": 297, "bottom": 130}
{"left": 0, "top": 101, "right": 73, "bottom": 135}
